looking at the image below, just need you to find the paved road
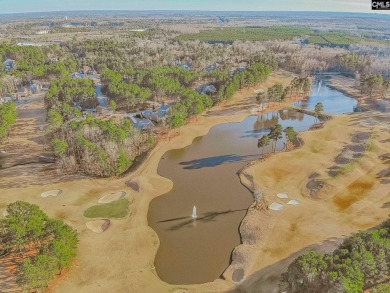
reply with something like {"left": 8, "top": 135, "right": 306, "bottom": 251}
{"left": 95, "top": 83, "right": 108, "bottom": 108}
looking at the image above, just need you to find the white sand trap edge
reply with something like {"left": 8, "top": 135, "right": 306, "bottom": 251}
{"left": 98, "top": 191, "right": 126, "bottom": 204}
{"left": 86, "top": 220, "right": 105, "bottom": 233}
{"left": 269, "top": 202, "right": 284, "bottom": 211}
{"left": 41, "top": 189, "right": 62, "bottom": 198}
{"left": 287, "top": 200, "right": 301, "bottom": 205}
{"left": 277, "top": 193, "right": 289, "bottom": 199}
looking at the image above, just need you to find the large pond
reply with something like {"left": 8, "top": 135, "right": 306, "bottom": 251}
{"left": 147, "top": 83, "right": 357, "bottom": 284}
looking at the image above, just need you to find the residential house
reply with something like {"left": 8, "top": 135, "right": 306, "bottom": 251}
{"left": 197, "top": 85, "right": 217, "bottom": 95}
{"left": 80, "top": 65, "right": 95, "bottom": 75}
{"left": 141, "top": 103, "right": 171, "bottom": 124}
{"left": 205, "top": 62, "right": 222, "bottom": 72}
{"left": 17, "top": 87, "right": 29, "bottom": 98}
{"left": 174, "top": 60, "right": 192, "bottom": 70}
{"left": 3, "top": 59, "right": 15, "bottom": 72}
{"left": 0, "top": 96, "right": 13, "bottom": 104}
{"left": 128, "top": 115, "right": 155, "bottom": 131}
{"left": 232, "top": 66, "right": 246, "bottom": 75}
{"left": 35, "top": 30, "right": 49, "bottom": 35}
{"left": 30, "top": 82, "right": 42, "bottom": 94}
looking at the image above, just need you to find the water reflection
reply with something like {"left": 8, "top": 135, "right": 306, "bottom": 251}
{"left": 294, "top": 79, "right": 357, "bottom": 114}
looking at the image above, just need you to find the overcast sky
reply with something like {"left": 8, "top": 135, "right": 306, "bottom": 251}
{"left": 0, "top": 0, "right": 387, "bottom": 14}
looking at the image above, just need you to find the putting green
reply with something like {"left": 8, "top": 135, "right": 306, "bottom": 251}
{"left": 84, "top": 199, "right": 130, "bottom": 219}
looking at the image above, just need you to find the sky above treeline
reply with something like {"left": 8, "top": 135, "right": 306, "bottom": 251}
{"left": 0, "top": 0, "right": 388, "bottom": 14}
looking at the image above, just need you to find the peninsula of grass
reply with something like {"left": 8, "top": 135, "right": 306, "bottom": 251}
{"left": 84, "top": 198, "right": 130, "bottom": 219}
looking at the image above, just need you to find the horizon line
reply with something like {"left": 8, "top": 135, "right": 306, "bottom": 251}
{"left": 1, "top": 9, "right": 389, "bottom": 16}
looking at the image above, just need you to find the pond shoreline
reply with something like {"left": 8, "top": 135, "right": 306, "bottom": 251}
{"left": 147, "top": 76, "right": 356, "bottom": 285}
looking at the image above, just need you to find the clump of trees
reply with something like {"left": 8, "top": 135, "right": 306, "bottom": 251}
{"left": 101, "top": 69, "right": 152, "bottom": 109}
{"left": 220, "top": 63, "right": 273, "bottom": 101}
{"left": 281, "top": 221, "right": 390, "bottom": 293}
{"left": 257, "top": 124, "right": 297, "bottom": 154}
{"left": 314, "top": 102, "right": 324, "bottom": 122}
{"left": 256, "top": 77, "right": 312, "bottom": 111}
{"left": 102, "top": 66, "right": 205, "bottom": 112}
{"left": 45, "top": 77, "right": 97, "bottom": 110}
{"left": 0, "top": 201, "right": 78, "bottom": 291}
{"left": 166, "top": 62, "right": 273, "bottom": 129}
{"left": 48, "top": 114, "right": 153, "bottom": 176}
{"left": 360, "top": 73, "right": 390, "bottom": 98}
{"left": 0, "top": 101, "right": 17, "bottom": 143}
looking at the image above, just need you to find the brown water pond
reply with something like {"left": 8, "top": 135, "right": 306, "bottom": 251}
{"left": 148, "top": 109, "right": 313, "bottom": 284}
{"left": 148, "top": 84, "right": 357, "bottom": 284}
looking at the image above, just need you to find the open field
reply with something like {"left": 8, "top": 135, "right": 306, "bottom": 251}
{"left": 177, "top": 26, "right": 312, "bottom": 42}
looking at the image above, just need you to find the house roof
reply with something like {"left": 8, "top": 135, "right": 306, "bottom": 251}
{"left": 197, "top": 85, "right": 217, "bottom": 95}
{"left": 129, "top": 116, "right": 155, "bottom": 131}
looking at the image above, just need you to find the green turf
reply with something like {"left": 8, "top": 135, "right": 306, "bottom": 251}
{"left": 83, "top": 198, "right": 130, "bottom": 219}
{"left": 177, "top": 26, "right": 312, "bottom": 42}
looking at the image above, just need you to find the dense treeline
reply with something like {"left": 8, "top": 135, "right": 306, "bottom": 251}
{"left": 166, "top": 62, "right": 274, "bottom": 129}
{"left": 48, "top": 114, "right": 153, "bottom": 176}
{"left": 337, "top": 51, "right": 374, "bottom": 74}
{"left": 45, "top": 77, "right": 97, "bottom": 110}
{"left": 0, "top": 43, "right": 77, "bottom": 80}
{"left": 360, "top": 73, "right": 390, "bottom": 98}
{"left": 256, "top": 77, "right": 312, "bottom": 108}
{"left": 102, "top": 69, "right": 152, "bottom": 109}
{"left": 0, "top": 201, "right": 78, "bottom": 291}
{"left": 0, "top": 101, "right": 17, "bottom": 143}
{"left": 281, "top": 220, "right": 390, "bottom": 293}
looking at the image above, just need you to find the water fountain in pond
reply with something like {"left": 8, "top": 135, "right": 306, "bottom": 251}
{"left": 318, "top": 79, "right": 322, "bottom": 93}
{"left": 192, "top": 206, "right": 197, "bottom": 219}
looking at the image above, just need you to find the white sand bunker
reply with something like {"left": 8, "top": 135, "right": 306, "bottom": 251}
{"left": 98, "top": 191, "right": 126, "bottom": 204}
{"left": 277, "top": 193, "right": 289, "bottom": 199}
{"left": 41, "top": 189, "right": 62, "bottom": 198}
{"left": 86, "top": 219, "right": 111, "bottom": 233}
{"left": 269, "top": 202, "right": 285, "bottom": 211}
{"left": 287, "top": 200, "right": 301, "bottom": 206}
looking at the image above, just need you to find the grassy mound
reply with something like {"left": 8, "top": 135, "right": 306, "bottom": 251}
{"left": 84, "top": 199, "right": 129, "bottom": 219}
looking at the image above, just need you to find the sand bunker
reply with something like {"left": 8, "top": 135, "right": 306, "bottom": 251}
{"left": 269, "top": 202, "right": 284, "bottom": 211}
{"left": 276, "top": 193, "right": 289, "bottom": 199}
{"left": 379, "top": 153, "right": 390, "bottom": 160}
{"left": 287, "top": 200, "right": 300, "bottom": 205}
{"left": 98, "top": 191, "right": 126, "bottom": 204}
{"left": 126, "top": 179, "right": 140, "bottom": 192}
{"left": 85, "top": 219, "right": 111, "bottom": 233}
{"left": 351, "top": 132, "right": 371, "bottom": 143}
{"left": 41, "top": 189, "right": 62, "bottom": 198}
